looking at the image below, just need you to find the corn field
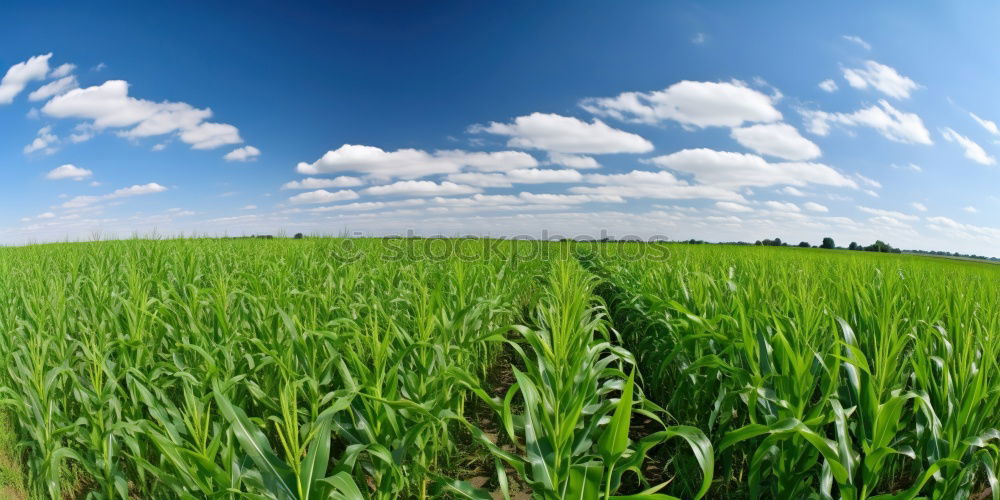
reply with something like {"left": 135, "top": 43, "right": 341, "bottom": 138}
{"left": 0, "top": 239, "right": 996, "bottom": 499}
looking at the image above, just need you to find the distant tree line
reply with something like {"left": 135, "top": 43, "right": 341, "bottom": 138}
{"left": 747, "top": 236, "right": 901, "bottom": 253}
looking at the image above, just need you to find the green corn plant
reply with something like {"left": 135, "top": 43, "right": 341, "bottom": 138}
{"left": 456, "top": 258, "right": 713, "bottom": 499}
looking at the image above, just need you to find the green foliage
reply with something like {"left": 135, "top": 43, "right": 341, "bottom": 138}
{"left": 588, "top": 242, "right": 1000, "bottom": 499}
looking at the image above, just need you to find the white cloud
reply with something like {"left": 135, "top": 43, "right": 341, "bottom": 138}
{"left": 730, "top": 123, "right": 821, "bottom": 160}
{"left": 925, "top": 216, "right": 1000, "bottom": 243}
{"left": 855, "top": 173, "right": 882, "bottom": 189}
{"left": 964, "top": 206, "right": 979, "bottom": 213}
{"left": 362, "top": 181, "right": 481, "bottom": 197}
{"left": 504, "top": 168, "right": 583, "bottom": 184}
{"left": 50, "top": 63, "right": 75, "bottom": 78}
{"left": 435, "top": 150, "right": 539, "bottom": 171}
{"left": 42, "top": 80, "right": 244, "bottom": 150}
{"left": 296, "top": 144, "right": 537, "bottom": 179}
{"left": 288, "top": 189, "right": 360, "bottom": 205}
{"left": 580, "top": 80, "right": 782, "bottom": 127}
{"left": 23, "top": 125, "right": 59, "bottom": 154}
{"left": 801, "top": 100, "right": 932, "bottom": 145}
{"left": 281, "top": 176, "right": 364, "bottom": 190}
{"left": 892, "top": 163, "right": 922, "bottom": 172}
{"left": 547, "top": 152, "right": 600, "bottom": 168}
{"left": 302, "top": 198, "right": 427, "bottom": 213}
{"left": 46, "top": 164, "right": 93, "bottom": 180}
{"left": 28, "top": 75, "right": 78, "bottom": 101}
{"left": 62, "top": 182, "right": 167, "bottom": 208}
{"left": 647, "top": 148, "right": 858, "bottom": 190}
{"left": 763, "top": 200, "right": 800, "bottom": 212}
{"left": 818, "top": 79, "right": 838, "bottom": 92}
{"left": 781, "top": 186, "right": 807, "bottom": 197}
{"left": 571, "top": 170, "right": 745, "bottom": 202}
{"left": 941, "top": 127, "right": 995, "bottom": 165}
{"left": 224, "top": 145, "right": 261, "bottom": 162}
{"left": 429, "top": 195, "right": 520, "bottom": 208}
{"left": 691, "top": 32, "right": 707, "bottom": 44}
{"left": 858, "top": 206, "right": 919, "bottom": 221}
{"left": 242, "top": 205, "right": 257, "bottom": 210}
{"left": 518, "top": 192, "right": 624, "bottom": 205}
{"left": 911, "top": 202, "right": 927, "bottom": 212}
{"left": 842, "top": 61, "right": 918, "bottom": 99}
{"left": 471, "top": 112, "right": 653, "bottom": 154}
{"left": 803, "top": 201, "right": 829, "bottom": 212}
{"left": 842, "top": 35, "right": 872, "bottom": 50}
{"left": 715, "top": 201, "right": 753, "bottom": 212}
{"left": 0, "top": 53, "right": 51, "bottom": 104}
{"left": 969, "top": 112, "right": 1000, "bottom": 137}
{"left": 179, "top": 122, "right": 242, "bottom": 149}
{"left": 445, "top": 172, "right": 512, "bottom": 188}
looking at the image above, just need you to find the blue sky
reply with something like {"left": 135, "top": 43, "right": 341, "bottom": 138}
{"left": 4, "top": 1, "right": 1000, "bottom": 255}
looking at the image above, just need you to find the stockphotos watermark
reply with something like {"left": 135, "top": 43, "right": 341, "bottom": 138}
{"left": 324, "top": 229, "right": 674, "bottom": 263}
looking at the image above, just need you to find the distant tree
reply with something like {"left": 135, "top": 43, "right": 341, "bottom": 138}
{"left": 294, "top": 233, "right": 304, "bottom": 239}
{"left": 848, "top": 242, "right": 859, "bottom": 250}
{"left": 821, "top": 237, "right": 836, "bottom": 249}
{"left": 863, "top": 240, "right": 896, "bottom": 253}
{"left": 798, "top": 241, "right": 811, "bottom": 248}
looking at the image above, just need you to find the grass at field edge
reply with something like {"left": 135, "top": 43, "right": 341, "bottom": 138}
{"left": 0, "top": 412, "right": 27, "bottom": 499}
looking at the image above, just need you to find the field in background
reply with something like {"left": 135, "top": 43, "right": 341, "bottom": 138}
{"left": 0, "top": 238, "right": 997, "bottom": 498}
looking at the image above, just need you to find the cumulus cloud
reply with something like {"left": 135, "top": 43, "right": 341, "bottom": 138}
{"left": 964, "top": 206, "right": 979, "bottom": 213}
{"left": 518, "top": 192, "right": 624, "bottom": 205}
{"left": 730, "top": 123, "right": 821, "bottom": 160}
{"left": 362, "top": 181, "right": 481, "bottom": 197}
{"left": 763, "top": 200, "right": 800, "bottom": 212}
{"left": 941, "top": 127, "right": 995, "bottom": 165}
{"left": 296, "top": 145, "right": 537, "bottom": 179}
{"left": 50, "top": 63, "right": 75, "bottom": 78}
{"left": 445, "top": 172, "right": 512, "bottom": 188}
{"left": 62, "top": 182, "right": 167, "bottom": 208}
{"left": 547, "top": 152, "right": 600, "bottom": 168}
{"left": 42, "top": 80, "right": 244, "bottom": 150}
{"left": 969, "top": 112, "right": 1000, "bottom": 137}
{"left": 646, "top": 148, "right": 858, "bottom": 190}
{"left": 224, "top": 145, "right": 261, "bottom": 162}
{"left": 818, "top": 79, "right": 838, "bottom": 92}
{"left": 911, "top": 202, "right": 927, "bottom": 212}
{"left": 570, "top": 170, "right": 745, "bottom": 202}
{"left": 580, "top": 80, "right": 782, "bottom": 128}
{"left": 504, "top": 168, "right": 583, "bottom": 184}
{"left": 435, "top": 150, "right": 540, "bottom": 171}
{"left": 471, "top": 112, "right": 653, "bottom": 154}
{"left": 716, "top": 201, "right": 753, "bottom": 212}
{"left": 288, "top": 189, "right": 360, "bottom": 205}
{"left": 801, "top": 100, "right": 932, "bottom": 145}
{"left": 178, "top": 122, "right": 242, "bottom": 149}
{"left": 842, "top": 61, "right": 918, "bottom": 99}
{"left": 0, "top": 53, "right": 51, "bottom": 104}
{"left": 281, "top": 176, "right": 364, "bottom": 190}
{"left": 23, "top": 125, "right": 59, "bottom": 154}
{"left": 46, "top": 164, "right": 93, "bottom": 180}
{"left": 28, "top": 75, "right": 78, "bottom": 101}
{"left": 781, "top": 186, "right": 807, "bottom": 197}
{"left": 803, "top": 201, "right": 829, "bottom": 212}
{"left": 858, "top": 206, "right": 919, "bottom": 221}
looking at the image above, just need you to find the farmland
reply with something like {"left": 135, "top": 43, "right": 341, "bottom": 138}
{"left": 0, "top": 238, "right": 997, "bottom": 499}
